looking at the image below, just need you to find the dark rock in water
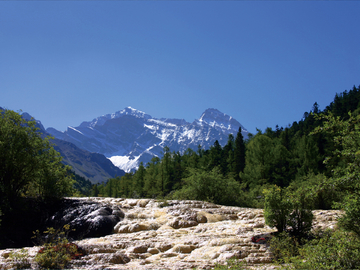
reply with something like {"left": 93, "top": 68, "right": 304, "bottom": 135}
{"left": 48, "top": 199, "right": 124, "bottom": 240}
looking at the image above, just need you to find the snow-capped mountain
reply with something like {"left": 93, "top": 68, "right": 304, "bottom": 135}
{"left": 47, "top": 107, "right": 249, "bottom": 172}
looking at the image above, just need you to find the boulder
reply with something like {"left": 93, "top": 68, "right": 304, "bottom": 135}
{"left": 47, "top": 199, "right": 124, "bottom": 239}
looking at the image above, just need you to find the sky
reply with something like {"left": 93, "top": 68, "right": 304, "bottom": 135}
{"left": 1, "top": 1, "right": 360, "bottom": 134}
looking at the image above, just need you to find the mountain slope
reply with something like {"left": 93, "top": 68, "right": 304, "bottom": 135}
{"left": 47, "top": 107, "right": 249, "bottom": 172}
{"left": 21, "top": 112, "right": 125, "bottom": 183}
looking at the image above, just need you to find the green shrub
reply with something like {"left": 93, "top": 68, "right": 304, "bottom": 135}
{"left": 35, "top": 242, "right": 82, "bottom": 269}
{"left": 268, "top": 232, "right": 300, "bottom": 264}
{"left": 33, "top": 225, "right": 83, "bottom": 269}
{"left": 264, "top": 185, "right": 313, "bottom": 237}
{"left": 293, "top": 229, "right": 360, "bottom": 269}
{"left": 269, "top": 229, "right": 360, "bottom": 269}
{"left": 263, "top": 186, "right": 292, "bottom": 233}
{"left": 287, "top": 186, "right": 314, "bottom": 237}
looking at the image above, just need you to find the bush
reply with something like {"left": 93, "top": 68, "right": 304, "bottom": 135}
{"left": 33, "top": 225, "right": 84, "bottom": 269}
{"left": 35, "top": 242, "right": 82, "bottom": 269}
{"left": 268, "top": 232, "right": 300, "bottom": 264}
{"left": 287, "top": 186, "right": 314, "bottom": 237}
{"left": 269, "top": 229, "right": 360, "bottom": 269}
{"left": 293, "top": 229, "right": 360, "bottom": 269}
{"left": 264, "top": 185, "right": 313, "bottom": 237}
{"left": 263, "top": 186, "right": 292, "bottom": 233}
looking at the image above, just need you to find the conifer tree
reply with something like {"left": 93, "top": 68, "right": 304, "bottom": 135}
{"left": 208, "top": 140, "right": 223, "bottom": 172}
{"left": 234, "top": 128, "right": 246, "bottom": 180}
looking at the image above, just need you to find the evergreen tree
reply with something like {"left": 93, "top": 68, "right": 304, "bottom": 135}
{"left": 240, "top": 134, "right": 290, "bottom": 188}
{"left": 172, "top": 151, "right": 183, "bottom": 190}
{"left": 223, "top": 134, "right": 235, "bottom": 176}
{"left": 91, "top": 184, "right": 100, "bottom": 197}
{"left": 207, "top": 140, "right": 223, "bottom": 172}
{"left": 143, "top": 157, "right": 160, "bottom": 198}
{"left": 233, "top": 128, "right": 246, "bottom": 180}
{"left": 160, "top": 146, "right": 172, "bottom": 195}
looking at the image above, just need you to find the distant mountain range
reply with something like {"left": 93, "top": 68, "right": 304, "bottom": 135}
{"left": 47, "top": 107, "right": 249, "bottom": 172}
{"left": 21, "top": 112, "right": 125, "bottom": 184}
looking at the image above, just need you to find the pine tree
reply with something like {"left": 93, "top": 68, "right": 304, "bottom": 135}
{"left": 233, "top": 128, "right": 246, "bottom": 180}
{"left": 208, "top": 140, "right": 223, "bottom": 172}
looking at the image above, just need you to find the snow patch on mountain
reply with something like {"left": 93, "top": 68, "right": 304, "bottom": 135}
{"left": 109, "top": 155, "right": 141, "bottom": 174}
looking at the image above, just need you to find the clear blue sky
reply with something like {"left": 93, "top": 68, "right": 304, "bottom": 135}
{"left": 1, "top": 1, "right": 359, "bottom": 134}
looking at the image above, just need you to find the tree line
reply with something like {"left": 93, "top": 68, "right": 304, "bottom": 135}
{"left": 91, "top": 86, "right": 360, "bottom": 209}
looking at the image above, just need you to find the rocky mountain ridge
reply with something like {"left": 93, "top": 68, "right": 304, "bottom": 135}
{"left": 21, "top": 111, "right": 125, "bottom": 183}
{"left": 47, "top": 107, "right": 249, "bottom": 172}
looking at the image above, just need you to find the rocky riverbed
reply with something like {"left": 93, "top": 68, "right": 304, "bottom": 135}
{"left": 0, "top": 197, "right": 341, "bottom": 269}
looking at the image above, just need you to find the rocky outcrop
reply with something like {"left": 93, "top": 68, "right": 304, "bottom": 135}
{"left": 0, "top": 198, "right": 341, "bottom": 270}
{"left": 47, "top": 199, "right": 125, "bottom": 239}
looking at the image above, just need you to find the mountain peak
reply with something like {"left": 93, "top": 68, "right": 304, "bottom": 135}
{"left": 199, "top": 108, "right": 227, "bottom": 122}
{"left": 21, "top": 112, "right": 46, "bottom": 132}
{"left": 79, "top": 107, "right": 151, "bottom": 128}
{"left": 198, "top": 108, "right": 245, "bottom": 132}
{"left": 119, "top": 107, "right": 151, "bottom": 119}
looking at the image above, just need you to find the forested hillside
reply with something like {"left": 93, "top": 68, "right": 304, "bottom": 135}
{"left": 87, "top": 85, "right": 360, "bottom": 268}
{"left": 92, "top": 85, "right": 360, "bottom": 209}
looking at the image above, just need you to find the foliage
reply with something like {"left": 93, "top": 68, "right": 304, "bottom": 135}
{"left": 289, "top": 173, "right": 339, "bottom": 210}
{"left": 240, "top": 134, "right": 291, "bottom": 188}
{"left": 268, "top": 232, "right": 300, "bottom": 264}
{"left": 91, "top": 85, "right": 360, "bottom": 215}
{"left": 33, "top": 225, "right": 83, "bottom": 269}
{"left": 8, "top": 248, "right": 31, "bottom": 269}
{"left": 233, "top": 127, "right": 246, "bottom": 180}
{"left": 172, "top": 167, "right": 243, "bottom": 206}
{"left": 292, "top": 229, "right": 360, "bottom": 269}
{"left": 313, "top": 112, "right": 360, "bottom": 236}
{"left": 72, "top": 171, "right": 93, "bottom": 196}
{"left": 263, "top": 186, "right": 292, "bottom": 233}
{"left": 287, "top": 187, "right": 314, "bottom": 237}
{"left": 95, "top": 129, "right": 248, "bottom": 205}
{"left": 269, "top": 229, "right": 360, "bottom": 269}
{"left": 0, "top": 109, "right": 74, "bottom": 212}
{"left": 264, "top": 185, "right": 313, "bottom": 236}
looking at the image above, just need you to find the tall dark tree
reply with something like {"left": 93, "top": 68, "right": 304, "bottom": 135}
{"left": 233, "top": 128, "right": 246, "bottom": 180}
{"left": 312, "top": 102, "right": 320, "bottom": 114}
{"left": 207, "top": 140, "right": 223, "bottom": 172}
{"left": 223, "top": 134, "right": 235, "bottom": 175}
